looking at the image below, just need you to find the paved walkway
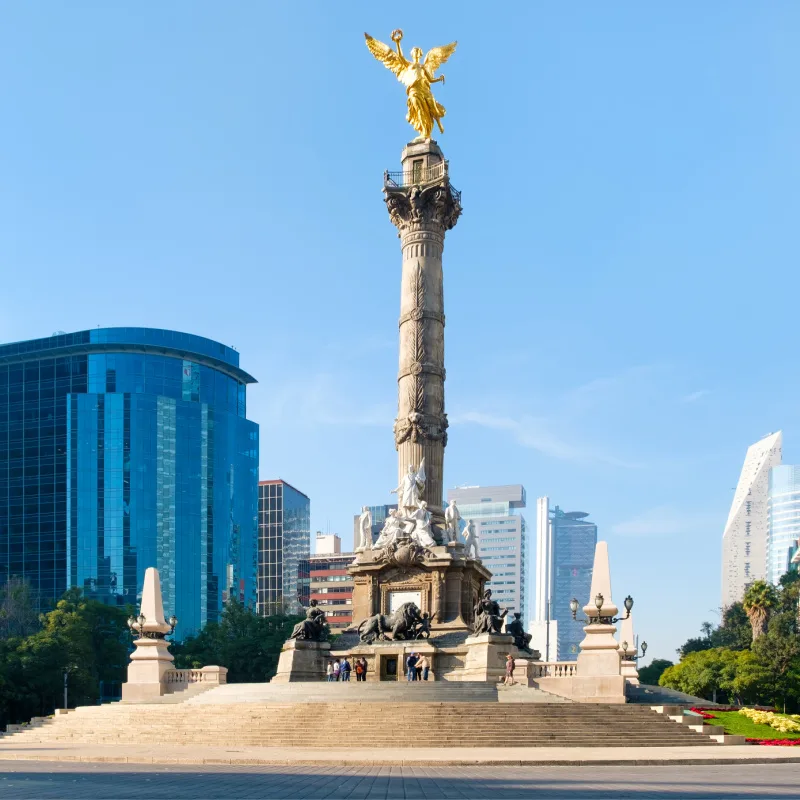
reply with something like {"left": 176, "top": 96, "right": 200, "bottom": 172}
{"left": 1, "top": 741, "right": 800, "bottom": 766}
{"left": 0, "top": 761, "right": 799, "bottom": 798}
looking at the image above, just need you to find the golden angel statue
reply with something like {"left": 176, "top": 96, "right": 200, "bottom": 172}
{"left": 364, "top": 29, "right": 457, "bottom": 140}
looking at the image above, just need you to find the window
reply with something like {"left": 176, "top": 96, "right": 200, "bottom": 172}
{"left": 412, "top": 159, "right": 423, "bottom": 183}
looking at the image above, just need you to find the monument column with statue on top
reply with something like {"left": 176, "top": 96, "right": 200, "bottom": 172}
{"left": 272, "top": 29, "right": 538, "bottom": 683}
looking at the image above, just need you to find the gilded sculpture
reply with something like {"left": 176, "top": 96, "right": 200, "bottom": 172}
{"left": 364, "top": 29, "right": 457, "bottom": 139}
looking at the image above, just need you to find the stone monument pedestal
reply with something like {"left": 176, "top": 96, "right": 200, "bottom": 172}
{"left": 121, "top": 637, "right": 175, "bottom": 702}
{"left": 272, "top": 639, "right": 332, "bottom": 683}
{"left": 620, "top": 659, "right": 639, "bottom": 684}
{"left": 462, "top": 633, "right": 518, "bottom": 683}
{"left": 121, "top": 567, "right": 176, "bottom": 702}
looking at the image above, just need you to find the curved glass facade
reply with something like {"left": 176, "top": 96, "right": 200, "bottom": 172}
{"left": 0, "top": 328, "right": 259, "bottom": 637}
{"left": 767, "top": 465, "right": 800, "bottom": 586}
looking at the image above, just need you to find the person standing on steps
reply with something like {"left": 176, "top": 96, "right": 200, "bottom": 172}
{"left": 504, "top": 654, "right": 515, "bottom": 686}
{"left": 333, "top": 659, "right": 341, "bottom": 681}
{"left": 418, "top": 654, "right": 430, "bottom": 681}
{"left": 341, "top": 658, "right": 352, "bottom": 682}
{"left": 326, "top": 661, "right": 335, "bottom": 682}
{"left": 406, "top": 652, "right": 418, "bottom": 682}
{"left": 356, "top": 657, "right": 368, "bottom": 682}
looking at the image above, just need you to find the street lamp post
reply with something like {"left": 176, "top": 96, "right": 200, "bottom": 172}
{"left": 621, "top": 639, "right": 648, "bottom": 664}
{"left": 569, "top": 593, "right": 633, "bottom": 625}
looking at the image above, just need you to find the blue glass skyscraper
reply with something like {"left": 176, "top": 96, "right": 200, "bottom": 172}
{"left": 767, "top": 465, "right": 800, "bottom": 586}
{"left": 0, "top": 328, "right": 259, "bottom": 637}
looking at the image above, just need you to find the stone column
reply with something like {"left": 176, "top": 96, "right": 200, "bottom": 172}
{"left": 122, "top": 567, "right": 175, "bottom": 702}
{"left": 577, "top": 541, "right": 624, "bottom": 677}
{"left": 619, "top": 609, "right": 640, "bottom": 684}
{"left": 384, "top": 140, "right": 461, "bottom": 512}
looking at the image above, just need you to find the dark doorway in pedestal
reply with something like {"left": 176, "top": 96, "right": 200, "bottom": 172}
{"left": 382, "top": 657, "right": 398, "bottom": 681}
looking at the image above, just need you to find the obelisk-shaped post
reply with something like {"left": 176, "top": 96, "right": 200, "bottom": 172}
{"left": 384, "top": 140, "right": 461, "bottom": 512}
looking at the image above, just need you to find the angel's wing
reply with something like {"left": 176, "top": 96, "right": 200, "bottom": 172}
{"left": 364, "top": 33, "right": 408, "bottom": 77}
{"left": 416, "top": 457, "right": 426, "bottom": 485}
{"left": 423, "top": 42, "right": 457, "bottom": 75}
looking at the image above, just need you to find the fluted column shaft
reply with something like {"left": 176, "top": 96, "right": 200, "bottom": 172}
{"left": 385, "top": 140, "right": 461, "bottom": 512}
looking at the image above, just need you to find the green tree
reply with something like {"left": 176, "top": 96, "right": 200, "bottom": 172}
{"left": 638, "top": 658, "right": 673, "bottom": 686}
{"left": 659, "top": 648, "right": 727, "bottom": 701}
{"left": 0, "top": 576, "right": 40, "bottom": 638}
{"left": 171, "top": 600, "right": 302, "bottom": 682}
{"left": 752, "top": 612, "right": 800, "bottom": 711}
{"left": 711, "top": 603, "right": 752, "bottom": 650}
{"left": 717, "top": 648, "right": 768, "bottom": 705}
{"left": 0, "top": 589, "right": 133, "bottom": 727}
{"left": 743, "top": 580, "right": 778, "bottom": 642}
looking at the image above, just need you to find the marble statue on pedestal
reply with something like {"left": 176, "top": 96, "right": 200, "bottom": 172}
{"left": 444, "top": 499, "right": 461, "bottom": 544}
{"left": 409, "top": 501, "right": 436, "bottom": 547}
{"left": 462, "top": 519, "right": 479, "bottom": 558}
{"left": 374, "top": 509, "right": 402, "bottom": 549}
{"left": 505, "top": 612, "right": 533, "bottom": 652}
{"left": 356, "top": 506, "right": 373, "bottom": 552}
{"left": 289, "top": 600, "right": 329, "bottom": 642}
{"left": 472, "top": 589, "right": 508, "bottom": 636}
{"left": 391, "top": 461, "right": 426, "bottom": 515}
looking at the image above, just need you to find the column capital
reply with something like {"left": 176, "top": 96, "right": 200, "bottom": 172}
{"left": 384, "top": 180, "right": 462, "bottom": 234}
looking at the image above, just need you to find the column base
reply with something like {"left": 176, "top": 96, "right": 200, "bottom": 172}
{"left": 271, "top": 640, "right": 332, "bottom": 683}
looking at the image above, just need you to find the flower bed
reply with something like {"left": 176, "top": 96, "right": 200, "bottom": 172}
{"left": 739, "top": 708, "right": 800, "bottom": 733}
{"left": 689, "top": 706, "right": 800, "bottom": 745}
{"left": 746, "top": 738, "right": 800, "bottom": 746}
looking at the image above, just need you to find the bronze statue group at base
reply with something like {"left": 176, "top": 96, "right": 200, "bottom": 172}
{"left": 357, "top": 601, "right": 431, "bottom": 644}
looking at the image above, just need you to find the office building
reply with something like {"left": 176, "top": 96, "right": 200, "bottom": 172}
{"left": 532, "top": 504, "right": 597, "bottom": 661}
{"left": 258, "top": 479, "right": 310, "bottom": 615}
{"left": 722, "top": 431, "right": 782, "bottom": 607}
{"left": 306, "top": 544, "right": 355, "bottom": 630}
{"left": 447, "top": 485, "right": 527, "bottom": 619}
{"left": 0, "top": 328, "right": 259, "bottom": 637}
{"left": 315, "top": 532, "right": 342, "bottom": 555}
{"left": 530, "top": 497, "right": 558, "bottom": 660}
{"left": 353, "top": 504, "right": 397, "bottom": 549}
{"left": 767, "top": 464, "right": 800, "bottom": 586}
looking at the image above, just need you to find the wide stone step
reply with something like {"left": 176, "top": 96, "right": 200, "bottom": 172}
{"left": 0, "top": 697, "right": 721, "bottom": 750}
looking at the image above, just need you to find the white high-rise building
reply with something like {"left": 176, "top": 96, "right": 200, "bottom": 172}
{"left": 530, "top": 497, "right": 558, "bottom": 660}
{"left": 447, "top": 485, "right": 527, "bottom": 620}
{"left": 722, "top": 431, "right": 782, "bottom": 607}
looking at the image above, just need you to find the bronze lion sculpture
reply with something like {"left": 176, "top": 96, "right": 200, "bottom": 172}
{"left": 357, "top": 601, "right": 421, "bottom": 643}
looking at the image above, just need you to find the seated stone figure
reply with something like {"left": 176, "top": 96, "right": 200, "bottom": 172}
{"left": 409, "top": 502, "right": 436, "bottom": 548}
{"left": 505, "top": 612, "right": 533, "bottom": 652}
{"left": 472, "top": 589, "right": 508, "bottom": 636}
{"left": 374, "top": 510, "right": 402, "bottom": 549}
{"left": 289, "top": 600, "right": 328, "bottom": 642}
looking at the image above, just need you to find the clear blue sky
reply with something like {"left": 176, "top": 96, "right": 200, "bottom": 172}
{"left": 2, "top": 3, "right": 799, "bottom": 662}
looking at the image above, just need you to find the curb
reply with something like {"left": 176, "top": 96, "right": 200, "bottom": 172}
{"left": 2, "top": 751, "right": 800, "bottom": 768}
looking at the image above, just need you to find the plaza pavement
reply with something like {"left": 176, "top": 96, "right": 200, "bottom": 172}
{"left": 1, "top": 741, "right": 800, "bottom": 767}
{"left": 0, "top": 761, "right": 798, "bottom": 798}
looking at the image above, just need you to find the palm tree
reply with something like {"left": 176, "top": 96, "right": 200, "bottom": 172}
{"left": 743, "top": 580, "right": 778, "bottom": 642}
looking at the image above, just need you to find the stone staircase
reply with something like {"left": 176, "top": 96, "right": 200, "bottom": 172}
{"left": 185, "top": 681, "right": 570, "bottom": 704}
{"left": 1, "top": 694, "right": 722, "bottom": 749}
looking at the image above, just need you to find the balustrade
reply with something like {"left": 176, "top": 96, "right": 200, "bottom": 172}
{"left": 531, "top": 662, "right": 578, "bottom": 679}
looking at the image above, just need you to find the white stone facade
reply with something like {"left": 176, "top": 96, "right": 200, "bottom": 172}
{"left": 721, "top": 431, "right": 782, "bottom": 607}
